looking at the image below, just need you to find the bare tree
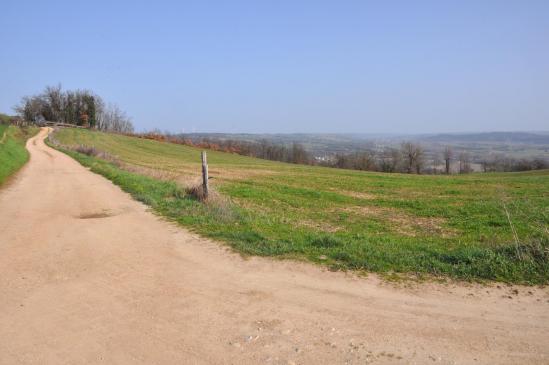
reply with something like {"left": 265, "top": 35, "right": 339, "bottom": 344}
{"left": 14, "top": 96, "right": 44, "bottom": 123}
{"left": 433, "top": 156, "right": 442, "bottom": 174}
{"left": 415, "top": 146, "right": 425, "bottom": 174}
{"left": 334, "top": 151, "right": 376, "bottom": 171}
{"left": 94, "top": 97, "right": 109, "bottom": 130}
{"left": 389, "top": 148, "right": 401, "bottom": 172}
{"left": 14, "top": 85, "right": 133, "bottom": 132}
{"left": 42, "top": 84, "right": 64, "bottom": 122}
{"left": 443, "top": 146, "right": 452, "bottom": 174}
{"left": 290, "top": 143, "right": 310, "bottom": 164}
{"left": 459, "top": 151, "right": 472, "bottom": 174}
{"left": 98, "top": 103, "right": 134, "bottom": 133}
{"left": 401, "top": 142, "right": 424, "bottom": 174}
{"left": 379, "top": 148, "right": 401, "bottom": 172}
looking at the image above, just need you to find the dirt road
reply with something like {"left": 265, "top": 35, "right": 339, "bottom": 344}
{"left": 0, "top": 128, "right": 548, "bottom": 364}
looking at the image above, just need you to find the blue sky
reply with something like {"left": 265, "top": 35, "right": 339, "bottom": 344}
{"left": 1, "top": 0, "right": 548, "bottom": 133}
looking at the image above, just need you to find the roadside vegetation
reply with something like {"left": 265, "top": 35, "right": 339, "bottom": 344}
{"left": 0, "top": 113, "right": 12, "bottom": 124}
{"left": 49, "top": 128, "right": 549, "bottom": 284}
{"left": 0, "top": 124, "right": 39, "bottom": 185}
{"left": 15, "top": 85, "right": 134, "bottom": 132}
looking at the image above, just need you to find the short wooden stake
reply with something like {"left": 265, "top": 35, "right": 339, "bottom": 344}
{"left": 201, "top": 151, "right": 209, "bottom": 199}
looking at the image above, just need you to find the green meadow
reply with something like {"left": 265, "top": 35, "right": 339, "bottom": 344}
{"left": 52, "top": 128, "right": 549, "bottom": 284}
{"left": 0, "top": 125, "right": 38, "bottom": 185}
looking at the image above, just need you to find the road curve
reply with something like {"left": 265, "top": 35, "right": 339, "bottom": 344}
{"left": 0, "top": 128, "right": 548, "bottom": 364}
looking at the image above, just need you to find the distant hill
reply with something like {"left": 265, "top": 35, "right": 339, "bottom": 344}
{"left": 179, "top": 131, "right": 549, "bottom": 162}
{"left": 181, "top": 131, "right": 549, "bottom": 146}
{"left": 182, "top": 132, "right": 549, "bottom": 159}
{"left": 419, "top": 132, "right": 549, "bottom": 145}
{"left": 179, "top": 133, "right": 380, "bottom": 155}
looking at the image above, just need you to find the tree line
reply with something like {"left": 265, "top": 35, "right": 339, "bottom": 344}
{"left": 480, "top": 155, "right": 548, "bottom": 172}
{"left": 139, "top": 132, "right": 546, "bottom": 174}
{"left": 140, "top": 132, "right": 313, "bottom": 165}
{"left": 319, "top": 144, "right": 546, "bottom": 174}
{"left": 324, "top": 143, "right": 460, "bottom": 174}
{"left": 14, "top": 85, "right": 134, "bottom": 133}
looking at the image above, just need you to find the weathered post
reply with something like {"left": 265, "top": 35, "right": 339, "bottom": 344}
{"left": 201, "top": 151, "right": 209, "bottom": 200}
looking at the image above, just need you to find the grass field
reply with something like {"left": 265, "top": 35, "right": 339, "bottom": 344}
{"left": 0, "top": 125, "right": 38, "bottom": 185}
{"left": 51, "top": 128, "right": 549, "bottom": 284}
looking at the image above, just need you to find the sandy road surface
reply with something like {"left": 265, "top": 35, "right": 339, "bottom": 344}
{"left": 0, "top": 128, "right": 548, "bottom": 364}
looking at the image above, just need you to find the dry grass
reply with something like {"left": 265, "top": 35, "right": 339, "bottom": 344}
{"left": 70, "top": 144, "right": 121, "bottom": 167}
{"left": 331, "top": 189, "right": 377, "bottom": 200}
{"left": 296, "top": 219, "right": 342, "bottom": 233}
{"left": 75, "top": 145, "right": 99, "bottom": 156}
{"left": 338, "top": 205, "right": 456, "bottom": 237}
{"left": 185, "top": 183, "right": 209, "bottom": 202}
{"left": 210, "top": 167, "right": 279, "bottom": 182}
{"left": 120, "top": 163, "right": 183, "bottom": 182}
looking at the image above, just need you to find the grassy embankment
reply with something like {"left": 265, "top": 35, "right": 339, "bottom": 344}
{"left": 51, "top": 128, "right": 549, "bottom": 284}
{"left": 0, "top": 124, "right": 38, "bottom": 185}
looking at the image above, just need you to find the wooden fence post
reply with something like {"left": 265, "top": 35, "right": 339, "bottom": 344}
{"left": 201, "top": 151, "right": 209, "bottom": 199}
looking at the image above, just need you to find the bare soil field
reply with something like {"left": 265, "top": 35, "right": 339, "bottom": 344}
{"left": 0, "top": 128, "right": 548, "bottom": 364}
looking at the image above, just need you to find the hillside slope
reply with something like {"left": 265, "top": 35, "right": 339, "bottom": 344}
{"left": 2, "top": 128, "right": 548, "bottom": 364}
{"left": 0, "top": 125, "right": 38, "bottom": 185}
{"left": 51, "top": 128, "right": 549, "bottom": 283}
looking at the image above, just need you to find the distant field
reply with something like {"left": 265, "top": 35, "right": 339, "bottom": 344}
{"left": 0, "top": 125, "right": 38, "bottom": 185}
{"left": 52, "top": 128, "right": 549, "bottom": 284}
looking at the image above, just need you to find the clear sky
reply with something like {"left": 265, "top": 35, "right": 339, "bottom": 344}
{"left": 1, "top": 1, "right": 548, "bottom": 133}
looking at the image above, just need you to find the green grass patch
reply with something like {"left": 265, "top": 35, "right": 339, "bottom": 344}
{"left": 0, "top": 125, "right": 39, "bottom": 185}
{"left": 51, "top": 128, "right": 549, "bottom": 284}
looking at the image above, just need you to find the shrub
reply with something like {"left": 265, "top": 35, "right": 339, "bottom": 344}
{"left": 75, "top": 145, "right": 99, "bottom": 156}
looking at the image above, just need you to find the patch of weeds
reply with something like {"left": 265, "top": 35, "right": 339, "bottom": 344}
{"left": 311, "top": 235, "right": 344, "bottom": 248}
{"left": 75, "top": 145, "right": 99, "bottom": 156}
